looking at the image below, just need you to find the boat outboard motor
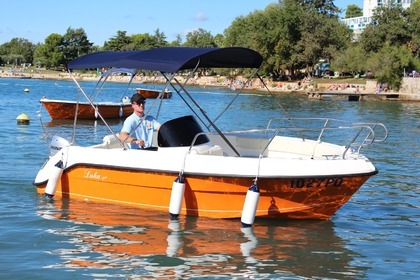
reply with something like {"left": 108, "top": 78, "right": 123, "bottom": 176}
{"left": 121, "top": 96, "right": 130, "bottom": 104}
{"left": 49, "top": 135, "right": 70, "bottom": 157}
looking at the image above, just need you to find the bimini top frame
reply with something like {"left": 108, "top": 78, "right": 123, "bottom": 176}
{"left": 67, "top": 47, "right": 264, "bottom": 156}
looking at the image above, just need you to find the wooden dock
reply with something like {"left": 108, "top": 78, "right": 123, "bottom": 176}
{"left": 307, "top": 91, "right": 400, "bottom": 101}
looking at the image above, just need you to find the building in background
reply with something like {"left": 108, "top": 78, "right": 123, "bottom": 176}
{"left": 341, "top": 0, "right": 413, "bottom": 36}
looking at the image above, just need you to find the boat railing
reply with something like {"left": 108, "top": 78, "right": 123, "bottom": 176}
{"left": 187, "top": 118, "right": 387, "bottom": 159}
{"left": 266, "top": 118, "right": 388, "bottom": 158}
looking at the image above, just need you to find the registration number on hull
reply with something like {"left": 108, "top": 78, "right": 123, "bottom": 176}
{"left": 290, "top": 177, "right": 344, "bottom": 189}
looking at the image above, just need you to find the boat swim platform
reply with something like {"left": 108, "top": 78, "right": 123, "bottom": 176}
{"left": 307, "top": 91, "right": 400, "bottom": 101}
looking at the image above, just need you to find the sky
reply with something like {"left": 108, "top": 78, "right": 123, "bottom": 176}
{"left": 0, "top": 0, "right": 357, "bottom": 46}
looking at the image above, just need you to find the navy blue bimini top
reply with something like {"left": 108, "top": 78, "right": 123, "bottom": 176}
{"left": 67, "top": 47, "right": 263, "bottom": 73}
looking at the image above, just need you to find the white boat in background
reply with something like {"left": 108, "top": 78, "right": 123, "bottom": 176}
{"left": 34, "top": 47, "right": 388, "bottom": 226}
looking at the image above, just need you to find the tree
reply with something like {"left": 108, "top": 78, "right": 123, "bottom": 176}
{"left": 359, "top": 6, "right": 411, "bottom": 53}
{"left": 223, "top": 0, "right": 350, "bottom": 77}
{"left": 294, "top": 8, "right": 351, "bottom": 73}
{"left": 223, "top": 15, "right": 253, "bottom": 47}
{"left": 184, "top": 28, "right": 217, "bottom": 47}
{"left": 103, "top": 30, "right": 132, "bottom": 51}
{"left": 406, "top": 0, "right": 420, "bottom": 58}
{"left": 61, "top": 27, "right": 93, "bottom": 65}
{"left": 345, "top": 4, "right": 363, "bottom": 18}
{"left": 367, "top": 43, "right": 413, "bottom": 89}
{"left": 275, "top": 1, "right": 349, "bottom": 76}
{"left": 153, "top": 28, "right": 168, "bottom": 48}
{"left": 330, "top": 43, "right": 367, "bottom": 75}
{"left": 103, "top": 30, "right": 169, "bottom": 51}
{"left": 332, "top": 3, "right": 420, "bottom": 87}
{"left": 224, "top": 3, "right": 290, "bottom": 74}
{"left": 130, "top": 33, "right": 164, "bottom": 50}
{"left": 272, "top": 1, "right": 303, "bottom": 74}
{"left": 297, "top": 0, "right": 340, "bottom": 17}
{"left": 213, "top": 34, "right": 225, "bottom": 47}
{"left": 0, "top": 38, "right": 35, "bottom": 65}
{"left": 169, "top": 34, "right": 183, "bottom": 47}
{"left": 33, "top": 33, "right": 64, "bottom": 68}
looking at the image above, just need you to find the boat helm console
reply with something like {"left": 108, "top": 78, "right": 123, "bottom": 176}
{"left": 158, "top": 115, "right": 210, "bottom": 148}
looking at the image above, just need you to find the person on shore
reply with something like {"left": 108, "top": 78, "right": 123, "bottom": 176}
{"left": 119, "top": 93, "right": 160, "bottom": 149}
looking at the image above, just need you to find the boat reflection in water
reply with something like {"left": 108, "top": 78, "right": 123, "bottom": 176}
{"left": 36, "top": 197, "right": 366, "bottom": 278}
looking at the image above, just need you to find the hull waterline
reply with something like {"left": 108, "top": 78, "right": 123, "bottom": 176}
{"left": 35, "top": 162, "right": 376, "bottom": 220}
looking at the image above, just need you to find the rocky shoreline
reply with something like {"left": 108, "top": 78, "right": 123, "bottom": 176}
{"left": 1, "top": 71, "right": 419, "bottom": 101}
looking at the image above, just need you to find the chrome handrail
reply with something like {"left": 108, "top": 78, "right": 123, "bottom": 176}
{"left": 182, "top": 117, "right": 387, "bottom": 160}
{"left": 189, "top": 118, "right": 388, "bottom": 159}
{"left": 267, "top": 117, "right": 387, "bottom": 158}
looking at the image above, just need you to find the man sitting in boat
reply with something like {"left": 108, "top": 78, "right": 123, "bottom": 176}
{"left": 119, "top": 93, "right": 160, "bottom": 149}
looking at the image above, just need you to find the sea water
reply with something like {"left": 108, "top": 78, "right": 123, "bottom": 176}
{"left": 0, "top": 78, "right": 418, "bottom": 279}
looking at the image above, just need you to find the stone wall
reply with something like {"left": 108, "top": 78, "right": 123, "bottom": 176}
{"left": 400, "top": 77, "right": 420, "bottom": 94}
{"left": 398, "top": 78, "right": 420, "bottom": 101}
{"left": 365, "top": 80, "right": 377, "bottom": 92}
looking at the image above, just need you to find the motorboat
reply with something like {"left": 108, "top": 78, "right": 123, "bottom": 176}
{"left": 33, "top": 47, "right": 388, "bottom": 225}
{"left": 136, "top": 87, "right": 172, "bottom": 99}
{"left": 40, "top": 68, "right": 135, "bottom": 119}
{"left": 40, "top": 98, "right": 133, "bottom": 119}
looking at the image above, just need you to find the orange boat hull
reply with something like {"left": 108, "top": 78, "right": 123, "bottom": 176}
{"left": 35, "top": 164, "right": 372, "bottom": 220}
{"left": 41, "top": 100, "right": 133, "bottom": 119}
{"left": 136, "top": 88, "right": 172, "bottom": 99}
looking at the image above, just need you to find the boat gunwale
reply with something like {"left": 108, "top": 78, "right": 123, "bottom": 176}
{"left": 33, "top": 161, "right": 378, "bottom": 187}
{"left": 40, "top": 98, "right": 131, "bottom": 106}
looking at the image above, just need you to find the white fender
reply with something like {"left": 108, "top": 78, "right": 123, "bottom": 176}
{"left": 169, "top": 175, "right": 185, "bottom": 218}
{"left": 241, "top": 182, "right": 260, "bottom": 227}
{"left": 45, "top": 160, "right": 64, "bottom": 198}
